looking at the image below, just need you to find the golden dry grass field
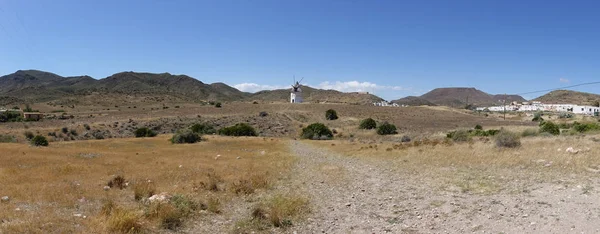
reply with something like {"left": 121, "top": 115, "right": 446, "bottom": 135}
{"left": 2, "top": 103, "right": 600, "bottom": 233}
{"left": 0, "top": 135, "right": 296, "bottom": 233}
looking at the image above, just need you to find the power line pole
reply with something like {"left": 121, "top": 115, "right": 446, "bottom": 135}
{"left": 503, "top": 93, "right": 506, "bottom": 120}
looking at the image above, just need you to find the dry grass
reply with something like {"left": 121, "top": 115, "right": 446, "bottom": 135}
{"left": 234, "top": 194, "right": 310, "bottom": 232}
{"left": 310, "top": 134, "right": 600, "bottom": 194}
{"left": 0, "top": 135, "right": 292, "bottom": 233}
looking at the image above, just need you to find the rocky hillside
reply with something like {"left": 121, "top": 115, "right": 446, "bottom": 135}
{"left": 391, "top": 96, "right": 436, "bottom": 106}
{"left": 0, "top": 70, "right": 385, "bottom": 105}
{"left": 415, "top": 87, "right": 525, "bottom": 107}
{"left": 533, "top": 90, "right": 600, "bottom": 105}
{"left": 249, "top": 86, "right": 384, "bottom": 105}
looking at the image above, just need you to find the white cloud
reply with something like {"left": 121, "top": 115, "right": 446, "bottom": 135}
{"left": 317, "top": 81, "right": 408, "bottom": 92}
{"left": 234, "top": 80, "right": 410, "bottom": 95}
{"left": 559, "top": 78, "right": 570, "bottom": 83}
{"left": 233, "top": 83, "right": 288, "bottom": 93}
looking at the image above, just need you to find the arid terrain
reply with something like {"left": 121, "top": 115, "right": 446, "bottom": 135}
{"left": 2, "top": 101, "right": 600, "bottom": 233}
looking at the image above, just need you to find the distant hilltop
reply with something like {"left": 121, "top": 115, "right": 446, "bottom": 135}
{"left": 0, "top": 70, "right": 384, "bottom": 105}
{"left": 392, "top": 87, "right": 526, "bottom": 107}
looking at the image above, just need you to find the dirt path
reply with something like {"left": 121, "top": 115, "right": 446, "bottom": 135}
{"left": 287, "top": 141, "right": 600, "bottom": 234}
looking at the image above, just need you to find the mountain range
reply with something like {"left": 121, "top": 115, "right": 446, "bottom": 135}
{"left": 1, "top": 70, "right": 598, "bottom": 107}
{"left": 0, "top": 70, "right": 383, "bottom": 105}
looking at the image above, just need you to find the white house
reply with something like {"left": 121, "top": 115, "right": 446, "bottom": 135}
{"left": 573, "top": 105, "right": 600, "bottom": 115}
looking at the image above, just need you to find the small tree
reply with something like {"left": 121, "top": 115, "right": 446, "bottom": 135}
{"left": 376, "top": 122, "right": 398, "bottom": 135}
{"left": 218, "top": 123, "right": 257, "bottom": 136}
{"left": 539, "top": 121, "right": 560, "bottom": 135}
{"left": 24, "top": 131, "right": 34, "bottom": 140}
{"left": 325, "top": 109, "right": 338, "bottom": 120}
{"left": 301, "top": 123, "right": 333, "bottom": 140}
{"left": 134, "top": 127, "right": 157, "bottom": 138}
{"left": 31, "top": 135, "right": 49, "bottom": 146}
{"left": 359, "top": 118, "right": 377, "bottom": 130}
{"left": 495, "top": 130, "right": 521, "bottom": 148}
{"left": 171, "top": 130, "right": 201, "bottom": 144}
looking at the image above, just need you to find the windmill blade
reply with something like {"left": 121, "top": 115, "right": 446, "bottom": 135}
{"left": 298, "top": 77, "right": 304, "bottom": 84}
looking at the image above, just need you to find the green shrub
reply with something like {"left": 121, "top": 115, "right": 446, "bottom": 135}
{"left": 31, "top": 135, "right": 49, "bottom": 146}
{"left": 24, "top": 131, "right": 34, "bottom": 140}
{"left": 539, "top": 121, "right": 560, "bottom": 135}
{"left": 215, "top": 102, "right": 222, "bottom": 108}
{"left": 495, "top": 130, "right": 521, "bottom": 148}
{"left": 0, "top": 111, "right": 23, "bottom": 122}
{"left": 376, "top": 122, "right": 398, "bottom": 135}
{"left": 134, "top": 127, "right": 157, "bottom": 138}
{"left": 359, "top": 118, "right": 377, "bottom": 130}
{"left": 521, "top": 128, "right": 539, "bottom": 137}
{"left": 0, "top": 134, "right": 16, "bottom": 143}
{"left": 301, "top": 123, "right": 333, "bottom": 140}
{"left": 474, "top": 124, "right": 483, "bottom": 130}
{"left": 532, "top": 112, "right": 544, "bottom": 122}
{"left": 469, "top": 129, "right": 500, "bottom": 137}
{"left": 190, "top": 123, "right": 216, "bottom": 134}
{"left": 447, "top": 130, "right": 470, "bottom": 142}
{"left": 171, "top": 130, "right": 202, "bottom": 144}
{"left": 218, "top": 123, "right": 257, "bottom": 136}
{"left": 325, "top": 109, "right": 338, "bottom": 120}
{"left": 572, "top": 122, "right": 600, "bottom": 133}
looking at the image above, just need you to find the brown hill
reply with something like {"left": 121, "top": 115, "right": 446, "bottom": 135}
{"left": 391, "top": 96, "right": 436, "bottom": 106}
{"left": 419, "top": 87, "right": 525, "bottom": 107}
{"left": 533, "top": 90, "right": 600, "bottom": 105}
{"left": 0, "top": 70, "right": 385, "bottom": 105}
{"left": 249, "top": 86, "right": 384, "bottom": 105}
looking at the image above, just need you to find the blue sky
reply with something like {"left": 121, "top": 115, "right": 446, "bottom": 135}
{"left": 1, "top": 0, "right": 599, "bottom": 100}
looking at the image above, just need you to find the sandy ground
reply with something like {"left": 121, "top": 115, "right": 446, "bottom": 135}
{"left": 283, "top": 141, "right": 600, "bottom": 234}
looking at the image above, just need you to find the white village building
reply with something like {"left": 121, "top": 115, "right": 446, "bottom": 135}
{"left": 478, "top": 102, "right": 599, "bottom": 116}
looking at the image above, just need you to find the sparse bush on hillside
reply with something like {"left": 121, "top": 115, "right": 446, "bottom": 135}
{"left": 521, "top": 128, "right": 539, "bottom": 137}
{"left": 84, "top": 124, "right": 91, "bottom": 130}
{"left": 532, "top": 112, "right": 544, "bottom": 122}
{"left": 558, "top": 112, "right": 574, "bottom": 119}
{"left": 495, "top": 130, "right": 521, "bottom": 148}
{"left": 447, "top": 130, "right": 470, "bottom": 142}
{"left": 24, "top": 131, "right": 34, "bottom": 140}
{"left": 359, "top": 118, "right": 377, "bottom": 130}
{"left": 0, "top": 111, "right": 23, "bottom": 122}
{"left": 539, "top": 121, "right": 560, "bottom": 135}
{"left": 134, "top": 127, "right": 157, "bottom": 138}
{"left": 572, "top": 122, "right": 600, "bottom": 133}
{"left": 61, "top": 127, "right": 69, "bottom": 134}
{"left": 190, "top": 123, "right": 216, "bottom": 134}
{"left": 474, "top": 124, "right": 483, "bottom": 130}
{"left": 107, "top": 208, "right": 144, "bottom": 233}
{"left": 31, "top": 135, "right": 49, "bottom": 146}
{"left": 470, "top": 129, "right": 500, "bottom": 137}
{"left": 243, "top": 194, "right": 309, "bottom": 229}
{"left": 401, "top": 135, "right": 411, "bottom": 143}
{"left": 107, "top": 175, "right": 127, "bottom": 190}
{"left": 0, "top": 134, "right": 16, "bottom": 143}
{"left": 376, "top": 122, "right": 398, "bottom": 135}
{"left": 259, "top": 111, "right": 268, "bottom": 117}
{"left": 171, "top": 129, "right": 202, "bottom": 144}
{"left": 215, "top": 102, "right": 222, "bottom": 108}
{"left": 218, "top": 123, "right": 258, "bottom": 136}
{"left": 133, "top": 180, "right": 156, "bottom": 201}
{"left": 325, "top": 109, "right": 338, "bottom": 120}
{"left": 301, "top": 123, "right": 333, "bottom": 140}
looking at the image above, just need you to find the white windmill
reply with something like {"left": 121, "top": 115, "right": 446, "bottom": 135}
{"left": 290, "top": 77, "right": 304, "bottom": 103}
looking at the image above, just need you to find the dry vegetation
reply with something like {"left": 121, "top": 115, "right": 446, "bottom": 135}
{"left": 0, "top": 135, "right": 293, "bottom": 233}
{"left": 309, "top": 134, "right": 600, "bottom": 194}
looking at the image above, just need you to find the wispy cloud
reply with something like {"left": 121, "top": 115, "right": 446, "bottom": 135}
{"left": 316, "top": 81, "right": 408, "bottom": 92}
{"left": 233, "top": 83, "right": 288, "bottom": 93}
{"left": 559, "top": 77, "right": 570, "bottom": 83}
